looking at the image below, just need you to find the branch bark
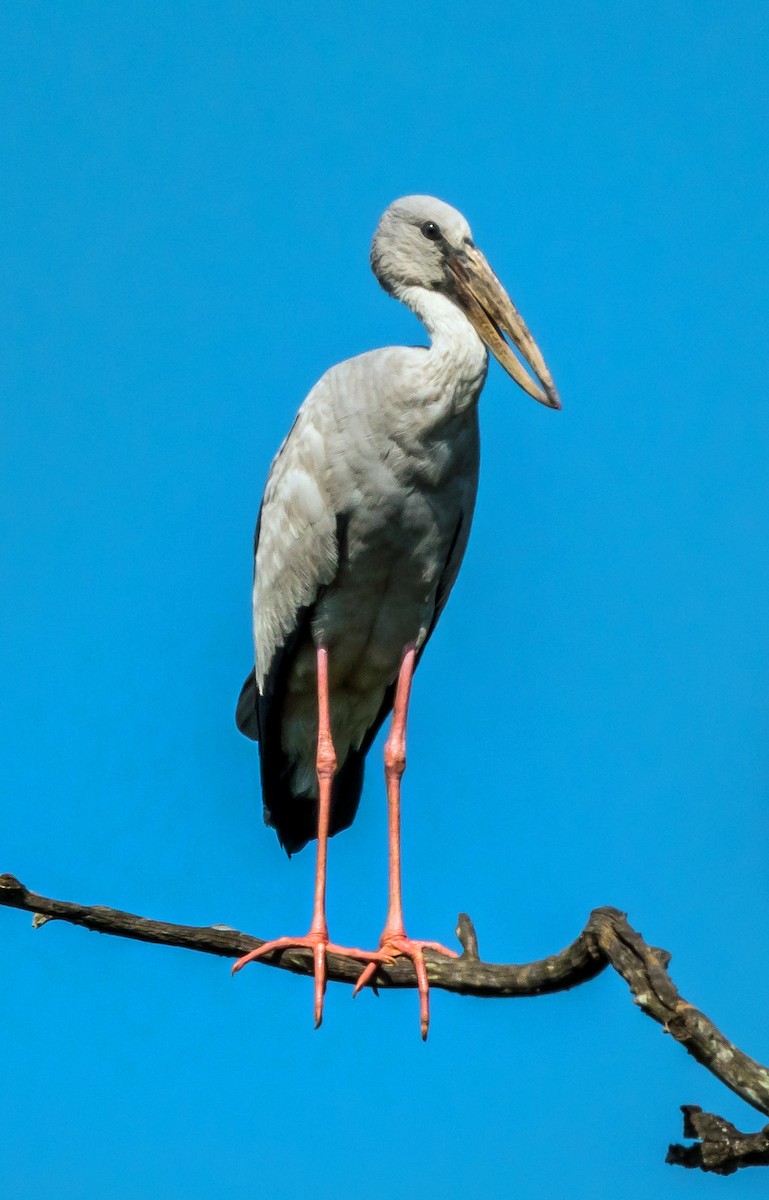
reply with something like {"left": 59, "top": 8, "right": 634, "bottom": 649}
{"left": 667, "top": 1106, "right": 769, "bottom": 1175}
{"left": 2, "top": 871, "right": 767, "bottom": 1173}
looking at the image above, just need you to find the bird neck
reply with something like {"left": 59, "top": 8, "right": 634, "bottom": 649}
{"left": 398, "top": 285, "right": 488, "bottom": 406}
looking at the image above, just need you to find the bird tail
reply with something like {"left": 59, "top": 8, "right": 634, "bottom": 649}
{"left": 264, "top": 751, "right": 367, "bottom": 857}
{"left": 235, "top": 667, "right": 367, "bottom": 856}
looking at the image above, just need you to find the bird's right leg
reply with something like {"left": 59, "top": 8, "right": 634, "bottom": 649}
{"left": 351, "top": 646, "right": 458, "bottom": 1039}
{"left": 232, "top": 646, "right": 379, "bottom": 1029}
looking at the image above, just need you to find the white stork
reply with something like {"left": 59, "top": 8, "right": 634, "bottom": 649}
{"left": 233, "top": 196, "right": 560, "bottom": 1037}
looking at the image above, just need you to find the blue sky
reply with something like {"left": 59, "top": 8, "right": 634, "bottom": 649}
{"left": 2, "top": 2, "right": 768, "bottom": 1196}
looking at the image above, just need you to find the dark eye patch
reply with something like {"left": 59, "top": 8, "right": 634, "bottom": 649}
{"left": 420, "top": 221, "right": 442, "bottom": 241}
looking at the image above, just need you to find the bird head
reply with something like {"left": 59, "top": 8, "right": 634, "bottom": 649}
{"left": 371, "top": 195, "right": 560, "bottom": 410}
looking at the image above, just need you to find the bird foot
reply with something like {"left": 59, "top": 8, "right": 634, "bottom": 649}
{"left": 231, "top": 931, "right": 379, "bottom": 1030}
{"left": 352, "top": 932, "right": 459, "bottom": 1040}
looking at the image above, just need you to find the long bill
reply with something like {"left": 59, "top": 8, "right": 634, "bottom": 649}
{"left": 448, "top": 247, "right": 561, "bottom": 410}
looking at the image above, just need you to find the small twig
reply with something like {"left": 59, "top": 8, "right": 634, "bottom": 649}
{"left": 456, "top": 912, "right": 480, "bottom": 960}
{"left": 2, "top": 870, "right": 768, "bottom": 1171}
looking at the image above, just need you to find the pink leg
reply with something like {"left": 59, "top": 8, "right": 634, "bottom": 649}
{"left": 353, "top": 646, "right": 458, "bottom": 1039}
{"left": 232, "top": 647, "right": 379, "bottom": 1028}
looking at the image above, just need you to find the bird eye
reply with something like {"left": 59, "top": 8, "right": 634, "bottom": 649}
{"left": 420, "top": 221, "right": 441, "bottom": 241}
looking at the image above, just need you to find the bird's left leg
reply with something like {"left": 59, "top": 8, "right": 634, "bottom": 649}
{"left": 232, "top": 646, "right": 380, "bottom": 1029}
{"left": 353, "top": 646, "right": 458, "bottom": 1039}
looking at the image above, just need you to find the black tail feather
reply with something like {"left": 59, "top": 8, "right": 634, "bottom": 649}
{"left": 264, "top": 749, "right": 367, "bottom": 857}
{"left": 236, "top": 652, "right": 396, "bottom": 856}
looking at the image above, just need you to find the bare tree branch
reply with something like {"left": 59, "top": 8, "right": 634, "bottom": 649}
{"left": 2, "top": 870, "right": 767, "bottom": 1172}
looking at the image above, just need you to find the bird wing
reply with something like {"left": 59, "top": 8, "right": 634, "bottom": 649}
{"left": 236, "top": 389, "right": 342, "bottom": 742}
{"left": 234, "top": 504, "right": 264, "bottom": 741}
{"left": 235, "top": 376, "right": 364, "bottom": 853}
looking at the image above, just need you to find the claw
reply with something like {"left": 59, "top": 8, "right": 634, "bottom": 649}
{"left": 352, "top": 934, "right": 458, "bottom": 1039}
{"left": 352, "top": 960, "right": 379, "bottom": 998}
{"left": 313, "top": 941, "right": 326, "bottom": 1029}
{"left": 232, "top": 932, "right": 382, "bottom": 1030}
